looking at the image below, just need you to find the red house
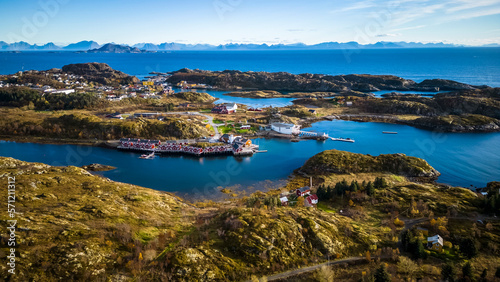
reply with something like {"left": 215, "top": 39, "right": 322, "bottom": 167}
{"left": 305, "top": 194, "right": 319, "bottom": 207}
{"left": 296, "top": 187, "right": 311, "bottom": 197}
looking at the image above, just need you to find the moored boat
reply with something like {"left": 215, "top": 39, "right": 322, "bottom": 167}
{"left": 331, "top": 137, "right": 355, "bottom": 143}
{"left": 139, "top": 152, "right": 156, "bottom": 159}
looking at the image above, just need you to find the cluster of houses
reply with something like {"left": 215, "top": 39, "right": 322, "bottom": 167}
{"left": 279, "top": 186, "right": 319, "bottom": 207}
{"left": 2, "top": 70, "right": 177, "bottom": 101}
{"left": 219, "top": 134, "right": 255, "bottom": 153}
{"left": 212, "top": 103, "right": 238, "bottom": 114}
{"left": 118, "top": 137, "right": 255, "bottom": 156}
{"left": 176, "top": 80, "right": 212, "bottom": 89}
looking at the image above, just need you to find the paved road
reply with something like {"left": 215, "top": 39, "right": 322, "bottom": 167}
{"left": 263, "top": 257, "right": 365, "bottom": 281}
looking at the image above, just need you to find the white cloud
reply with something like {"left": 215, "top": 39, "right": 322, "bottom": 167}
{"left": 390, "top": 25, "right": 427, "bottom": 32}
{"left": 330, "top": 1, "right": 376, "bottom": 13}
{"left": 447, "top": 0, "right": 500, "bottom": 13}
{"left": 444, "top": 6, "right": 500, "bottom": 21}
{"left": 376, "top": 33, "right": 401, "bottom": 37}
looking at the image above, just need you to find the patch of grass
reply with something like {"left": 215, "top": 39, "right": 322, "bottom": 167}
{"left": 219, "top": 125, "right": 234, "bottom": 134}
{"left": 213, "top": 119, "right": 224, "bottom": 124}
{"left": 390, "top": 175, "right": 405, "bottom": 182}
{"left": 135, "top": 227, "right": 160, "bottom": 244}
{"left": 317, "top": 202, "right": 335, "bottom": 213}
{"left": 429, "top": 247, "right": 460, "bottom": 261}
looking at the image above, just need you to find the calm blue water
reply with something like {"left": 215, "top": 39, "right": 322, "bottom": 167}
{"left": 1, "top": 49, "right": 499, "bottom": 196}
{"left": 1, "top": 121, "right": 498, "bottom": 198}
{"left": 187, "top": 89, "right": 296, "bottom": 108}
{"left": 371, "top": 90, "right": 449, "bottom": 97}
{"left": 1, "top": 48, "right": 499, "bottom": 86}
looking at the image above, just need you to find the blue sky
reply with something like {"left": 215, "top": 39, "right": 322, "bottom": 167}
{"left": 1, "top": 0, "right": 500, "bottom": 45}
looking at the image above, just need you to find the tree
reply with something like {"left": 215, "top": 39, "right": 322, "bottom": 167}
{"left": 374, "top": 177, "right": 388, "bottom": 189}
{"left": 317, "top": 185, "right": 327, "bottom": 201}
{"left": 401, "top": 229, "right": 412, "bottom": 252}
{"left": 459, "top": 238, "right": 478, "bottom": 259}
{"left": 442, "top": 263, "right": 456, "bottom": 282}
{"left": 397, "top": 256, "right": 418, "bottom": 277}
{"left": 495, "top": 266, "right": 500, "bottom": 278}
{"left": 480, "top": 269, "right": 487, "bottom": 281}
{"left": 462, "top": 262, "right": 474, "bottom": 281}
{"left": 366, "top": 181, "right": 375, "bottom": 196}
{"left": 314, "top": 265, "right": 335, "bottom": 282}
{"left": 412, "top": 239, "right": 427, "bottom": 260}
{"left": 349, "top": 180, "right": 359, "bottom": 192}
{"left": 374, "top": 263, "right": 391, "bottom": 282}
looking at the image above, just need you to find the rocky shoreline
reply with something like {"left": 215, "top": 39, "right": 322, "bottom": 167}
{"left": 323, "top": 114, "right": 500, "bottom": 133}
{"left": 223, "top": 90, "right": 371, "bottom": 98}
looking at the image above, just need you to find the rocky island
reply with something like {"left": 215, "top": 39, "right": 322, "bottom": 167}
{"left": 86, "top": 43, "right": 149, "bottom": 53}
{"left": 167, "top": 68, "right": 484, "bottom": 92}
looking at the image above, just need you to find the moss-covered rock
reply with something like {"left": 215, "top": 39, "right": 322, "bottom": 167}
{"left": 172, "top": 91, "right": 216, "bottom": 103}
{"left": 300, "top": 150, "right": 440, "bottom": 180}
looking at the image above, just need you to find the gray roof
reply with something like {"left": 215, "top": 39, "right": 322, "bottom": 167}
{"left": 297, "top": 186, "right": 311, "bottom": 192}
{"left": 272, "top": 123, "right": 294, "bottom": 128}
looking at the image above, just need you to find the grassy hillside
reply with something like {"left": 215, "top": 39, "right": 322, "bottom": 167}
{"left": 0, "top": 108, "right": 211, "bottom": 141}
{"left": 0, "top": 153, "right": 498, "bottom": 281}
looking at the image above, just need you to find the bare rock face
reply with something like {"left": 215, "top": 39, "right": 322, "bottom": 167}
{"left": 62, "top": 63, "right": 139, "bottom": 85}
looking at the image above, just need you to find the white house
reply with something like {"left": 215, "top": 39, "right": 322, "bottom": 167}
{"left": 271, "top": 123, "right": 300, "bottom": 135}
{"left": 427, "top": 235, "right": 444, "bottom": 252}
{"left": 224, "top": 103, "right": 238, "bottom": 113}
{"left": 280, "top": 196, "right": 289, "bottom": 206}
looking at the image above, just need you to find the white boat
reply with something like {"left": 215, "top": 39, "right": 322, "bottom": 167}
{"left": 139, "top": 152, "right": 156, "bottom": 159}
{"left": 331, "top": 137, "right": 355, "bottom": 143}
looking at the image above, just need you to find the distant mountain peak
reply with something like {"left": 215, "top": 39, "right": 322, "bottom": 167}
{"left": 87, "top": 43, "right": 147, "bottom": 53}
{"left": 0, "top": 40, "right": 493, "bottom": 51}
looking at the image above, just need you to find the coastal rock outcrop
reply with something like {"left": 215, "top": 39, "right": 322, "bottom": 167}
{"left": 62, "top": 62, "right": 139, "bottom": 85}
{"left": 408, "top": 114, "right": 500, "bottom": 132}
{"left": 353, "top": 88, "right": 500, "bottom": 132}
{"left": 299, "top": 150, "right": 440, "bottom": 180}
